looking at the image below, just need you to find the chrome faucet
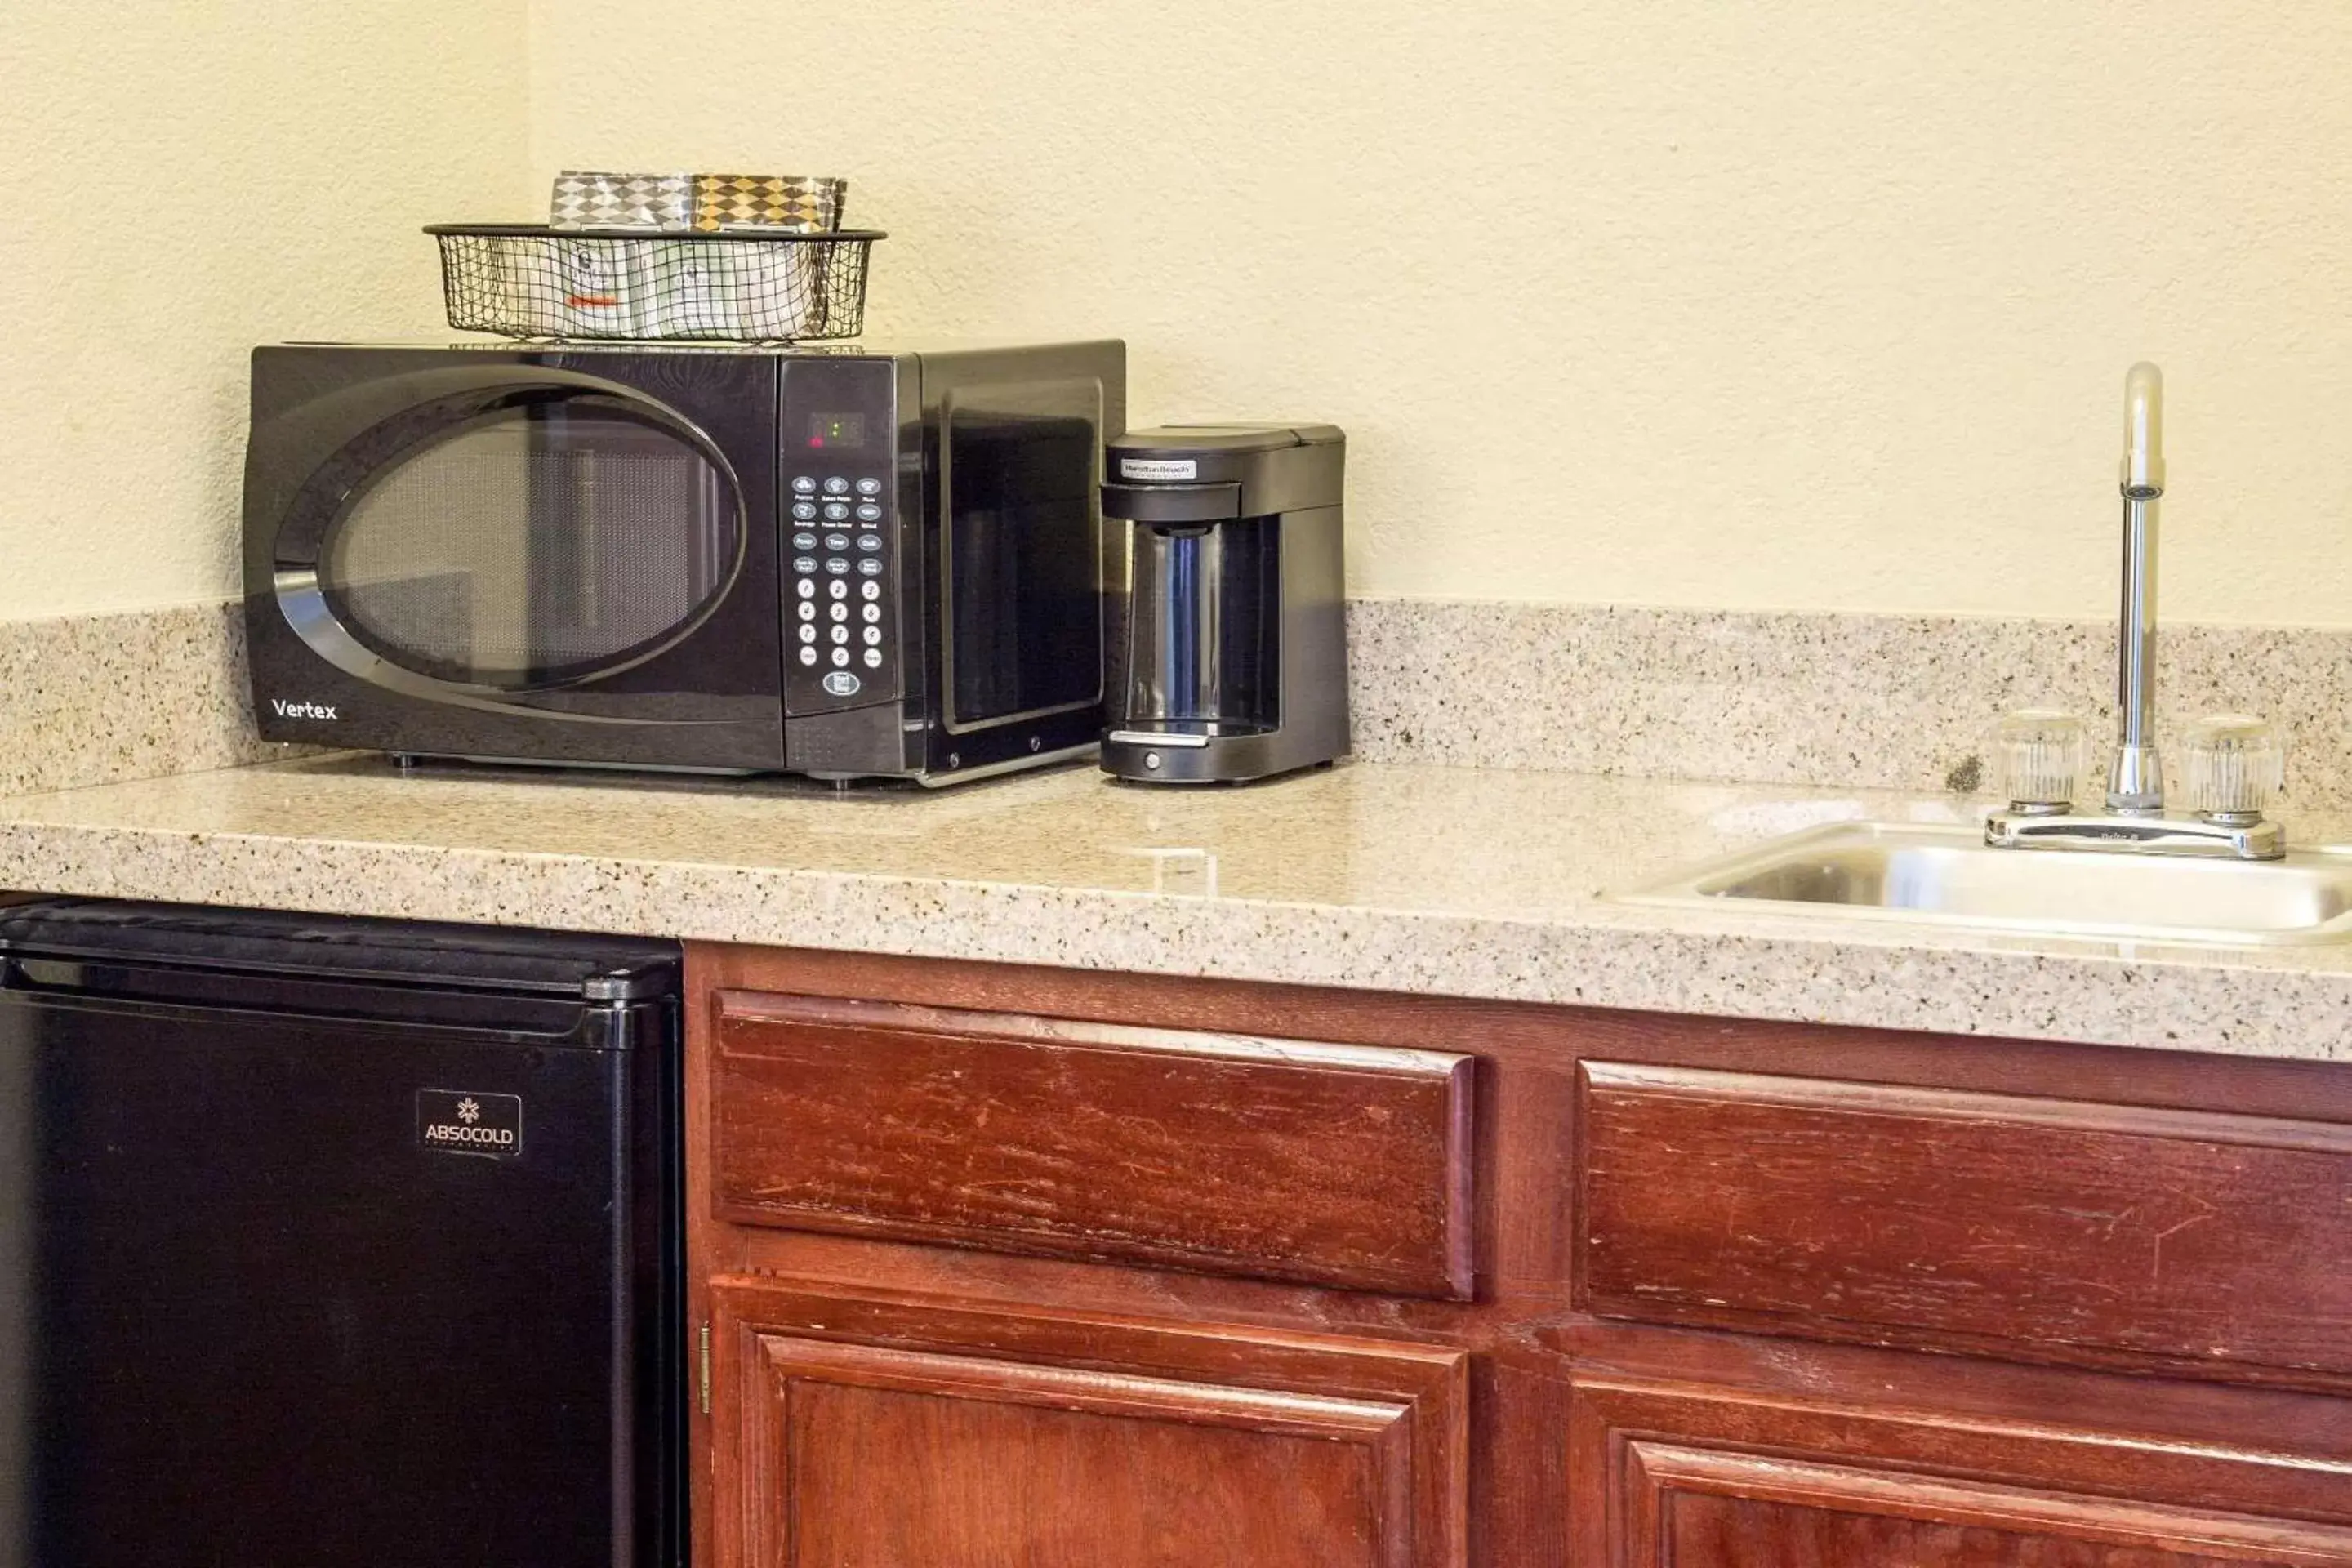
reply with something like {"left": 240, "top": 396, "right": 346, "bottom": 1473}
{"left": 1984, "top": 363, "right": 2286, "bottom": 860}
{"left": 2107, "top": 361, "right": 2165, "bottom": 815}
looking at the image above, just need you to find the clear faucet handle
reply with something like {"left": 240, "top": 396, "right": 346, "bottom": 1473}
{"left": 2183, "top": 713, "right": 2283, "bottom": 822}
{"left": 1994, "top": 708, "right": 2085, "bottom": 813}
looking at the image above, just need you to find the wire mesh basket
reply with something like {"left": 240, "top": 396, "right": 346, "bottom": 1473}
{"left": 427, "top": 224, "right": 883, "bottom": 343}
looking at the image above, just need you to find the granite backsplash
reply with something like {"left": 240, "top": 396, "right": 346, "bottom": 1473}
{"left": 6, "top": 595, "right": 2349, "bottom": 808}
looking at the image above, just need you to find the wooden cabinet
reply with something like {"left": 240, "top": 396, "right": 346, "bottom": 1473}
{"left": 1574, "top": 1061, "right": 2352, "bottom": 1386}
{"left": 686, "top": 942, "right": 2352, "bottom": 1568}
{"left": 707, "top": 987, "right": 1474, "bottom": 1297}
{"left": 1561, "top": 1325, "right": 2352, "bottom": 1566}
{"left": 705, "top": 1281, "right": 1467, "bottom": 1568}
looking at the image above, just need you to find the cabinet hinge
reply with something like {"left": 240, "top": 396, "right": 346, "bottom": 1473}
{"left": 698, "top": 1321, "right": 712, "bottom": 1416}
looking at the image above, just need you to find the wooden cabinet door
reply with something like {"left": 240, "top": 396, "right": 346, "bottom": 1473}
{"left": 1565, "top": 1332, "right": 2352, "bottom": 1567}
{"left": 1575, "top": 1062, "right": 2352, "bottom": 1387}
{"left": 706, "top": 1279, "right": 1468, "bottom": 1568}
{"left": 707, "top": 989, "right": 1473, "bottom": 1298}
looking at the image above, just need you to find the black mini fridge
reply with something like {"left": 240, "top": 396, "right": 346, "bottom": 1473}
{"left": 0, "top": 899, "right": 684, "bottom": 1568}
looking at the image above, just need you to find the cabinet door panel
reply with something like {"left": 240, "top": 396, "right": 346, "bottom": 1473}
{"left": 711, "top": 991, "right": 1474, "bottom": 1298}
{"left": 710, "top": 1281, "right": 1468, "bottom": 1568}
{"left": 783, "top": 1355, "right": 1396, "bottom": 1567}
{"left": 1575, "top": 1062, "right": 2352, "bottom": 1383}
{"left": 1630, "top": 1447, "right": 2352, "bottom": 1567}
{"left": 1667, "top": 1492, "right": 2292, "bottom": 1567}
{"left": 1567, "top": 1356, "right": 2352, "bottom": 1568}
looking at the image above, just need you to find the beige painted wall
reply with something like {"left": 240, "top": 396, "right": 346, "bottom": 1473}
{"left": 535, "top": 0, "right": 2352, "bottom": 622}
{"left": 9, "top": 2, "right": 2346, "bottom": 625}
{"left": 0, "top": 1, "right": 530, "bottom": 621}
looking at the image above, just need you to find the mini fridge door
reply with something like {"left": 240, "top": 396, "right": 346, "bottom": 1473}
{"left": 0, "top": 912, "right": 680, "bottom": 1568}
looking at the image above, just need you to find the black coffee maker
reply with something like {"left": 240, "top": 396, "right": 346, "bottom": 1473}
{"left": 1099, "top": 424, "right": 1348, "bottom": 784}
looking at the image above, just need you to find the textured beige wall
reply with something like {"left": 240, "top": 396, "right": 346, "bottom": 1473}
{"left": 0, "top": 1, "right": 530, "bottom": 620}
{"left": 13, "top": 4, "right": 2344, "bottom": 624}
{"left": 535, "top": 0, "right": 2352, "bottom": 621}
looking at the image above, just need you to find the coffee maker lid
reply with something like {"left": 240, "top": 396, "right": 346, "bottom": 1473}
{"left": 1109, "top": 423, "right": 1343, "bottom": 457}
{"left": 1106, "top": 423, "right": 1346, "bottom": 518}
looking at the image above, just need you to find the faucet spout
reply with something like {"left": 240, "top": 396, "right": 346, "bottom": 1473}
{"left": 2122, "top": 361, "right": 2164, "bottom": 500}
{"left": 2106, "top": 361, "right": 2164, "bottom": 814}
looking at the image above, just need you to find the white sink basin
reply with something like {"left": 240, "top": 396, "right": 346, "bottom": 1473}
{"left": 1616, "top": 822, "right": 2352, "bottom": 947}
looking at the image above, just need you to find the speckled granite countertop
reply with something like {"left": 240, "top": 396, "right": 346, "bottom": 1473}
{"left": 2, "top": 755, "right": 2350, "bottom": 1063}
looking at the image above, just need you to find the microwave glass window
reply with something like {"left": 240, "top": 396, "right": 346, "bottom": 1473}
{"left": 943, "top": 382, "right": 1104, "bottom": 729}
{"left": 320, "top": 403, "right": 740, "bottom": 688}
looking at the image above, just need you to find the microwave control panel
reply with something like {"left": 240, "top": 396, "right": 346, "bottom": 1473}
{"left": 780, "top": 359, "right": 899, "bottom": 715}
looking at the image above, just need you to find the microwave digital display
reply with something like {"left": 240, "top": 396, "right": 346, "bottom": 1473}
{"left": 807, "top": 412, "right": 865, "bottom": 449}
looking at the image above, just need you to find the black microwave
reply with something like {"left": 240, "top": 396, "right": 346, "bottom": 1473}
{"left": 243, "top": 340, "right": 1125, "bottom": 782}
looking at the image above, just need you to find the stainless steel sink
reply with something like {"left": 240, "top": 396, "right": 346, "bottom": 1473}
{"left": 1616, "top": 822, "right": 2352, "bottom": 946}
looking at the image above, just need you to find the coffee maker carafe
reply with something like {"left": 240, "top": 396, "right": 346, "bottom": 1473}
{"left": 1101, "top": 424, "right": 1348, "bottom": 783}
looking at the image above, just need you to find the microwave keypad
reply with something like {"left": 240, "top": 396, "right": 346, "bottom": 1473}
{"left": 787, "top": 471, "right": 891, "bottom": 701}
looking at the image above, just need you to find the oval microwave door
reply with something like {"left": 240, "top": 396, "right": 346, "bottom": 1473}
{"left": 278, "top": 390, "right": 747, "bottom": 697}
